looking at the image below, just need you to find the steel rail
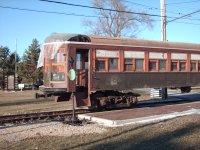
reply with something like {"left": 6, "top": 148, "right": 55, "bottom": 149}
{"left": 0, "top": 109, "right": 90, "bottom": 125}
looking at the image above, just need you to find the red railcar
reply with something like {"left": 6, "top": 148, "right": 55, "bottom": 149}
{"left": 37, "top": 33, "right": 200, "bottom": 109}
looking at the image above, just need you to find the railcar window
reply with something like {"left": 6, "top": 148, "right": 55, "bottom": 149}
{"left": 124, "top": 59, "right": 143, "bottom": 71}
{"left": 76, "top": 53, "right": 82, "bottom": 69}
{"left": 51, "top": 49, "right": 65, "bottom": 81}
{"left": 51, "top": 73, "right": 65, "bottom": 81}
{"left": 159, "top": 60, "right": 166, "bottom": 71}
{"left": 180, "top": 62, "right": 186, "bottom": 72}
{"left": 96, "top": 60, "right": 106, "bottom": 72}
{"left": 149, "top": 61, "right": 156, "bottom": 71}
{"left": 171, "top": 62, "right": 178, "bottom": 71}
{"left": 51, "top": 65, "right": 65, "bottom": 81}
{"left": 190, "top": 62, "right": 196, "bottom": 72}
{"left": 52, "top": 50, "right": 65, "bottom": 63}
{"left": 109, "top": 58, "right": 118, "bottom": 71}
{"left": 198, "top": 63, "right": 200, "bottom": 72}
{"left": 124, "top": 59, "right": 133, "bottom": 71}
{"left": 135, "top": 59, "right": 144, "bottom": 71}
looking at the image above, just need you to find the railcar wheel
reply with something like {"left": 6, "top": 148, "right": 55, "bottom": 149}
{"left": 91, "top": 94, "right": 102, "bottom": 111}
{"left": 180, "top": 86, "right": 191, "bottom": 93}
{"left": 133, "top": 96, "right": 138, "bottom": 104}
{"left": 126, "top": 98, "right": 132, "bottom": 107}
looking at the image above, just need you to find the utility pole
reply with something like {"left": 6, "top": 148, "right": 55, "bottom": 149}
{"left": 161, "top": 0, "right": 166, "bottom": 41}
{"left": 161, "top": 0, "right": 168, "bottom": 100}
{"left": 14, "top": 39, "right": 17, "bottom": 90}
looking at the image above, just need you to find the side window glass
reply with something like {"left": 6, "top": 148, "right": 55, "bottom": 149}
{"left": 96, "top": 60, "right": 106, "bottom": 72}
{"left": 159, "top": 60, "right": 166, "bottom": 71}
{"left": 171, "top": 62, "right": 178, "bottom": 71}
{"left": 180, "top": 62, "right": 186, "bottom": 72}
{"left": 124, "top": 59, "right": 133, "bottom": 71}
{"left": 149, "top": 61, "right": 156, "bottom": 71}
{"left": 109, "top": 58, "right": 118, "bottom": 71}
{"left": 190, "top": 62, "right": 196, "bottom": 72}
{"left": 135, "top": 59, "right": 144, "bottom": 71}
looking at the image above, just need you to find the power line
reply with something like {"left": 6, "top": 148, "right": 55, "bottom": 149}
{"left": 122, "top": 0, "right": 183, "bottom": 15}
{"left": 0, "top": 5, "right": 170, "bottom": 22}
{"left": 123, "top": 0, "right": 158, "bottom": 10}
{"left": 167, "top": 9, "right": 200, "bottom": 23}
{"left": 153, "top": 19, "right": 200, "bottom": 25}
{"left": 39, "top": 0, "right": 200, "bottom": 22}
{"left": 39, "top": 0, "right": 163, "bottom": 18}
{"left": 166, "top": 0, "right": 200, "bottom": 5}
{"left": 0, "top": 5, "right": 166, "bottom": 21}
{"left": 0, "top": 5, "right": 98, "bottom": 18}
{"left": 0, "top": 5, "right": 200, "bottom": 26}
{"left": 174, "top": 21, "right": 200, "bottom": 25}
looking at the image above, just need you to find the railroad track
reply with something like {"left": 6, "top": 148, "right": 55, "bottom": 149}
{"left": 0, "top": 109, "right": 90, "bottom": 125}
{"left": 1, "top": 96, "right": 198, "bottom": 125}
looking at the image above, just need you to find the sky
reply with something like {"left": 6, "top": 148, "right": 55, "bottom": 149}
{"left": 0, "top": 0, "right": 200, "bottom": 57}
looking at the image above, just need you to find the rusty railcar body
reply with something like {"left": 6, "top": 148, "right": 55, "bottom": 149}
{"left": 37, "top": 33, "right": 200, "bottom": 109}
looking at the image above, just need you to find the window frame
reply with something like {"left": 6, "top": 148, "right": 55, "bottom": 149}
{"left": 148, "top": 59, "right": 167, "bottom": 72}
{"left": 95, "top": 58, "right": 107, "bottom": 72}
{"left": 158, "top": 59, "right": 166, "bottom": 72}
{"left": 124, "top": 58, "right": 133, "bottom": 72}
{"left": 190, "top": 61, "right": 197, "bottom": 72}
{"left": 50, "top": 48, "right": 66, "bottom": 81}
{"left": 179, "top": 61, "right": 186, "bottom": 72}
{"left": 124, "top": 58, "right": 144, "bottom": 72}
{"left": 108, "top": 58, "right": 119, "bottom": 72}
{"left": 95, "top": 49, "right": 119, "bottom": 72}
{"left": 149, "top": 59, "right": 158, "bottom": 72}
{"left": 171, "top": 60, "right": 179, "bottom": 72}
{"left": 95, "top": 58, "right": 119, "bottom": 72}
{"left": 171, "top": 60, "right": 187, "bottom": 72}
{"left": 135, "top": 59, "right": 144, "bottom": 72}
{"left": 198, "top": 61, "right": 200, "bottom": 72}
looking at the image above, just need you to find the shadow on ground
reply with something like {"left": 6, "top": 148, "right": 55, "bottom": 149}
{"left": 66, "top": 120, "right": 200, "bottom": 150}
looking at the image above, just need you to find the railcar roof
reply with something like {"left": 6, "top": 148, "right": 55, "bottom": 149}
{"left": 45, "top": 33, "right": 91, "bottom": 43}
{"left": 90, "top": 36, "right": 200, "bottom": 51}
{"left": 44, "top": 33, "right": 200, "bottom": 50}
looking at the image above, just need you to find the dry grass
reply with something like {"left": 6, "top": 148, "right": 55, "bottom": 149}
{"left": 0, "top": 115, "right": 199, "bottom": 150}
{"left": 0, "top": 89, "right": 151, "bottom": 116}
{"left": 0, "top": 89, "right": 200, "bottom": 149}
{"left": 0, "top": 90, "right": 73, "bottom": 115}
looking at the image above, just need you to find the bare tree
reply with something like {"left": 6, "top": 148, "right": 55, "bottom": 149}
{"left": 83, "top": 0, "right": 153, "bottom": 37}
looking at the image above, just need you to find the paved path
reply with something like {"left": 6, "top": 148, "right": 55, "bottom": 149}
{"left": 79, "top": 94, "right": 200, "bottom": 127}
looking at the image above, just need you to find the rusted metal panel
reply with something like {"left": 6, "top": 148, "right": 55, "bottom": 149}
{"left": 92, "top": 72, "right": 200, "bottom": 91}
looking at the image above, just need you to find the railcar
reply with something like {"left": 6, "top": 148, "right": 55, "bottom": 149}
{"left": 37, "top": 33, "right": 200, "bottom": 109}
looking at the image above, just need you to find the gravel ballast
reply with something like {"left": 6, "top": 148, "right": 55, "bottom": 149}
{"left": 0, "top": 122, "right": 107, "bottom": 143}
